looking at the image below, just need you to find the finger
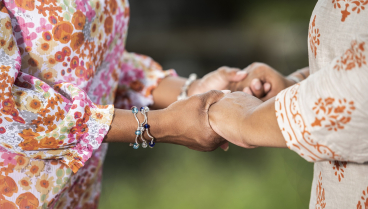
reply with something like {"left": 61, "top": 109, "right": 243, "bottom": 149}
{"left": 220, "top": 141, "right": 229, "bottom": 151}
{"left": 250, "top": 78, "right": 265, "bottom": 98}
{"left": 201, "top": 90, "right": 227, "bottom": 110}
{"left": 264, "top": 82, "right": 271, "bottom": 93}
{"left": 243, "top": 87, "right": 253, "bottom": 95}
{"left": 219, "top": 67, "right": 248, "bottom": 82}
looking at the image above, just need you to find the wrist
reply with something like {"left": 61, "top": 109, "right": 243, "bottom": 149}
{"left": 245, "top": 98, "right": 286, "bottom": 148}
{"left": 285, "top": 76, "right": 298, "bottom": 87}
{"left": 145, "top": 109, "right": 170, "bottom": 142}
{"left": 187, "top": 79, "right": 201, "bottom": 97}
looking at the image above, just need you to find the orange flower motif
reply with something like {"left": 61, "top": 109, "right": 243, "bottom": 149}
{"left": 19, "top": 137, "right": 39, "bottom": 151}
{"left": 15, "top": 0, "right": 35, "bottom": 11}
{"left": 14, "top": 156, "right": 30, "bottom": 171}
{"left": 16, "top": 192, "right": 39, "bottom": 209}
{"left": 0, "top": 65, "right": 10, "bottom": 72}
{"left": 25, "top": 160, "right": 45, "bottom": 177}
{"left": 308, "top": 15, "right": 320, "bottom": 58}
{"left": 47, "top": 97, "right": 57, "bottom": 110}
{"left": 70, "top": 32, "right": 84, "bottom": 51}
{"left": 0, "top": 199, "right": 17, "bottom": 209}
{"left": 0, "top": 73, "right": 7, "bottom": 81}
{"left": 52, "top": 21, "right": 73, "bottom": 44}
{"left": 25, "top": 96, "right": 43, "bottom": 113}
{"left": 109, "top": 0, "right": 117, "bottom": 15}
{"left": 330, "top": 161, "right": 347, "bottom": 182}
{"left": 18, "top": 176, "right": 32, "bottom": 191}
{"left": 37, "top": 108, "right": 50, "bottom": 117}
{"left": 55, "top": 94, "right": 64, "bottom": 103}
{"left": 18, "top": 128, "right": 40, "bottom": 140}
{"left": 334, "top": 40, "right": 366, "bottom": 71}
{"left": 55, "top": 106, "right": 65, "bottom": 121}
{"left": 0, "top": 163, "right": 15, "bottom": 175}
{"left": 104, "top": 15, "right": 114, "bottom": 35}
{"left": 39, "top": 136, "right": 59, "bottom": 149}
{"left": 43, "top": 115, "right": 55, "bottom": 126}
{"left": 72, "top": 10, "right": 86, "bottom": 30}
{"left": 31, "top": 117, "right": 43, "bottom": 126}
{"left": 311, "top": 98, "right": 355, "bottom": 131}
{"left": 35, "top": 173, "right": 54, "bottom": 194}
{"left": 0, "top": 80, "right": 8, "bottom": 92}
{"left": 0, "top": 175, "right": 18, "bottom": 197}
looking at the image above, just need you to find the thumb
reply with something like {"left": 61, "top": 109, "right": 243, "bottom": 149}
{"left": 202, "top": 90, "right": 230, "bottom": 110}
{"left": 220, "top": 67, "right": 248, "bottom": 82}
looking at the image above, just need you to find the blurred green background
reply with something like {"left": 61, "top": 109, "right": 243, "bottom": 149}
{"left": 99, "top": 0, "right": 317, "bottom": 208}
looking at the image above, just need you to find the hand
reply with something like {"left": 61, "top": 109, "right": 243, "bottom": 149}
{"left": 229, "top": 63, "right": 295, "bottom": 101}
{"left": 208, "top": 92, "right": 262, "bottom": 148}
{"left": 208, "top": 92, "right": 286, "bottom": 149}
{"left": 188, "top": 67, "right": 248, "bottom": 96}
{"left": 158, "top": 90, "right": 228, "bottom": 151}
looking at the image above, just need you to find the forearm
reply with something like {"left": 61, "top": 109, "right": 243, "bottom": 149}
{"left": 209, "top": 93, "right": 286, "bottom": 149}
{"left": 151, "top": 76, "right": 187, "bottom": 109}
{"left": 244, "top": 98, "right": 286, "bottom": 148}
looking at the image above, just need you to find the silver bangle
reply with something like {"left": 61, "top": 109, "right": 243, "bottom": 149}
{"left": 177, "top": 73, "right": 197, "bottom": 101}
{"left": 140, "top": 107, "right": 155, "bottom": 148}
{"left": 131, "top": 106, "right": 148, "bottom": 149}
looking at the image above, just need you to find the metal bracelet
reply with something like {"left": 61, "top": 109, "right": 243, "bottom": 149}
{"left": 130, "top": 106, "right": 148, "bottom": 149}
{"left": 140, "top": 107, "right": 156, "bottom": 148}
{"left": 177, "top": 73, "right": 197, "bottom": 101}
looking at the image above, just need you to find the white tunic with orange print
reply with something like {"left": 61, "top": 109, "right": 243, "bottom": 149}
{"left": 275, "top": 0, "right": 368, "bottom": 208}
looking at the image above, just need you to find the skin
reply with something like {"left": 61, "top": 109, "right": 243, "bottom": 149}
{"left": 105, "top": 62, "right": 310, "bottom": 151}
{"left": 229, "top": 63, "right": 310, "bottom": 100}
{"left": 209, "top": 93, "right": 286, "bottom": 148}
{"left": 210, "top": 63, "right": 310, "bottom": 149}
{"left": 103, "top": 67, "right": 246, "bottom": 151}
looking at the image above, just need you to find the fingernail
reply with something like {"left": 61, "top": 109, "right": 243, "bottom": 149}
{"left": 221, "top": 90, "right": 231, "bottom": 94}
{"left": 223, "top": 146, "right": 229, "bottom": 151}
{"left": 236, "top": 71, "right": 247, "bottom": 76}
{"left": 264, "top": 83, "right": 271, "bottom": 92}
{"left": 243, "top": 87, "right": 252, "bottom": 95}
{"left": 252, "top": 79, "right": 262, "bottom": 90}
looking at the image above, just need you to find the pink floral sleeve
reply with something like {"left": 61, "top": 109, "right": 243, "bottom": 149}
{"left": 0, "top": 2, "right": 114, "bottom": 173}
{"left": 114, "top": 51, "right": 177, "bottom": 109}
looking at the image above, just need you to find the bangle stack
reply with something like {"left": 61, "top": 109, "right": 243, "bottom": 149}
{"left": 131, "top": 106, "right": 155, "bottom": 149}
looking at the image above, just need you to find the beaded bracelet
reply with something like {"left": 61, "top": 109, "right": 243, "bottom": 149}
{"left": 130, "top": 106, "right": 155, "bottom": 149}
{"left": 131, "top": 106, "right": 142, "bottom": 149}
{"left": 139, "top": 107, "right": 155, "bottom": 148}
{"left": 177, "top": 73, "right": 197, "bottom": 101}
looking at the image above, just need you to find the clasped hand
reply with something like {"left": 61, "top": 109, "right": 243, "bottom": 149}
{"left": 164, "top": 62, "right": 290, "bottom": 151}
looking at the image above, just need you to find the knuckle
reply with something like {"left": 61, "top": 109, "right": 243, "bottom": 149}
{"left": 218, "top": 66, "right": 229, "bottom": 74}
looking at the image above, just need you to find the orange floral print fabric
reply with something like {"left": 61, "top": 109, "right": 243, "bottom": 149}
{"left": 0, "top": 0, "right": 175, "bottom": 207}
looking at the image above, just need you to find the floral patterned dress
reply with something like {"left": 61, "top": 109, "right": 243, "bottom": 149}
{"left": 0, "top": 0, "right": 175, "bottom": 207}
{"left": 276, "top": 0, "right": 368, "bottom": 208}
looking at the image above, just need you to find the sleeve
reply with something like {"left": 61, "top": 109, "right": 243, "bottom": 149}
{"left": 114, "top": 51, "right": 177, "bottom": 109}
{"left": 0, "top": 3, "right": 114, "bottom": 173}
{"left": 275, "top": 38, "right": 368, "bottom": 163}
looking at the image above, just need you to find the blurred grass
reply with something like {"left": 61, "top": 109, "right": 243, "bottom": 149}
{"left": 99, "top": 144, "right": 313, "bottom": 209}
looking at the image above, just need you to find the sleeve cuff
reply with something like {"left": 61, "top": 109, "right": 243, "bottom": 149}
{"left": 275, "top": 83, "right": 341, "bottom": 162}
